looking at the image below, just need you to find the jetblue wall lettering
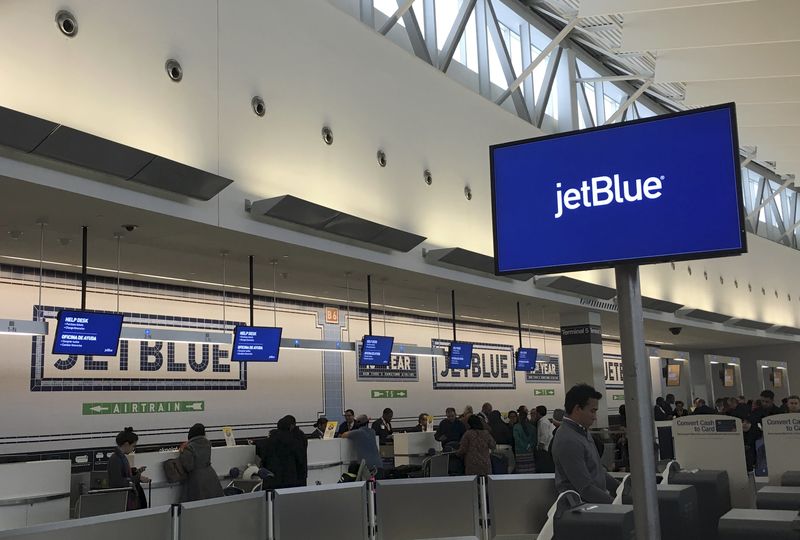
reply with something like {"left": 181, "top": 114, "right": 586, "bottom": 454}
{"left": 54, "top": 341, "right": 230, "bottom": 373}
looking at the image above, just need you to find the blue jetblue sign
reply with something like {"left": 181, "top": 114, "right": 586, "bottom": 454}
{"left": 490, "top": 104, "right": 747, "bottom": 274}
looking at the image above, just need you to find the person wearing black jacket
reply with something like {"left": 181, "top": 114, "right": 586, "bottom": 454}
{"left": 487, "top": 410, "right": 513, "bottom": 446}
{"left": 741, "top": 417, "right": 761, "bottom": 472}
{"left": 751, "top": 390, "right": 782, "bottom": 427}
{"left": 654, "top": 398, "right": 673, "bottom": 421}
{"left": 307, "top": 418, "right": 328, "bottom": 439}
{"left": 259, "top": 416, "right": 307, "bottom": 489}
{"left": 435, "top": 407, "right": 466, "bottom": 450}
{"left": 372, "top": 408, "right": 394, "bottom": 445}
{"left": 107, "top": 427, "right": 150, "bottom": 510}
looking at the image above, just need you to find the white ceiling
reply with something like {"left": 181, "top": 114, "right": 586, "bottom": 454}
{"left": 574, "top": 0, "right": 799, "bottom": 181}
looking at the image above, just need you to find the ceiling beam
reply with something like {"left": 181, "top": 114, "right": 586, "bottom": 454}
{"left": 655, "top": 42, "right": 800, "bottom": 83}
{"left": 683, "top": 77, "right": 800, "bottom": 106}
{"left": 579, "top": 0, "right": 755, "bottom": 17}
{"left": 620, "top": 0, "right": 800, "bottom": 52}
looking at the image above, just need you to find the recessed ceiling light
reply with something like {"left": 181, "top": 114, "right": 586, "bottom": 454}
{"left": 8, "top": 231, "right": 23, "bottom": 240}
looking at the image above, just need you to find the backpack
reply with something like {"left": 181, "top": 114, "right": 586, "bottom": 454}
{"left": 163, "top": 457, "right": 188, "bottom": 483}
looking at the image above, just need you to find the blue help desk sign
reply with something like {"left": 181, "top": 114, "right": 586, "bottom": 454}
{"left": 52, "top": 310, "right": 124, "bottom": 356}
{"left": 490, "top": 103, "right": 747, "bottom": 274}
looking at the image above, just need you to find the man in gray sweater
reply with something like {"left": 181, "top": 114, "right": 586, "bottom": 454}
{"left": 552, "top": 384, "right": 620, "bottom": 503}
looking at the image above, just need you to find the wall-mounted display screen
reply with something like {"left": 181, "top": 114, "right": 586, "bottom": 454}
{"left": 774, "top": 368, "right": 784, "bottom": 388}
{"left": 666, "top": 364, "right": 681, "bottom": 387}
{"left": 724, "top": 366, "right": 735, "bottom": 388}
{"left": 52, "top": 310, "right": 124, "bottom": 356}
{"left": 515, "top": 348, "right": 538, "bottom": 371}
{"left": 358, "top": 335, "right": 394, "bottom": 366}
{"left": 490, "top": 104, "right": 746, "bottom": 275}
{"left": 231, "top": 326, "right": 282, "bottom": 362}
{"left": 448, "top": 342, "right": 473, "bottom": 370}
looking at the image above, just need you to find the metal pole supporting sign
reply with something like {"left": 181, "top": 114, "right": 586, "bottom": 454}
{"left": 614, "top": 263, "right": 661, "bottom": 540}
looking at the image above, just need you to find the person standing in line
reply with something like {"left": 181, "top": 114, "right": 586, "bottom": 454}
{"left": 507, "top": 410, "right": 519, "bottom": 430}
{"left": 341, "top": 414, "right": 384, "bottom": 478}
{"left": 435, "top": 407, "right": 466, "bottom": 451}
{"left": 107, "top": 427, "right": 150, "bottom": 510}
{"left": 456, "top": 415, "right": 496, "bottom": 475}
{"left": 477, "top": 402, "right": 493, "bottom": 423}
{"left": 487, "top": 410, "right": 513, "bottom": 446}
{"left": 786, "top": 395, "right": 800, "bottom": 413}
{"left": 673, "top": 401, "right": 689, "bottom": 418}
{"left": 552, "top": 384, "right": 620, "bottom": 503}
{"left": 260, "top": 416, "right": 307, "bottom": 489}
{"left": 513, "top": 407, "right": 537, "bottom": 474}
{"left": 178, "top": 423, "right": 223, "bottom": 502}
{"left": 663, "top": 394, "right": 676, "bottom": 416}
{"left": 286, "top": 415, "right": 308, "bottom": 486}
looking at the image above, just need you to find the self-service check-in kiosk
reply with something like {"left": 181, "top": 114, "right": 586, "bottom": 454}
{"left": 670, "top": 470, "right": 732, "bottom": 540}
{"left": 718, "top": 509, "right": 800, "bottom": 539}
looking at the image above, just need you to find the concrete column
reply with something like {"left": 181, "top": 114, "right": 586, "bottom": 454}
{"left": 686, "top": 349, "right": 710, "bottom": 404}
{"left": 559, "top": 311, "right": 608, "bottom": 427}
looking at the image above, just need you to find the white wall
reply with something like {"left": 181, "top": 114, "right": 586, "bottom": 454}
{"left": 0, "top": 0, "right": 799, "bottom": 333}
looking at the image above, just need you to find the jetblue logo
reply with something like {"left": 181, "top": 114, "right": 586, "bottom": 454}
{"left": 554, "top": 174, "right": 663, "bottom": 219}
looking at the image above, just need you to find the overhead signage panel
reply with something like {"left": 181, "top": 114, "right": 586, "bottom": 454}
{"left": 490, "top": 104, "right": 746, "bottom": 274}
{"left": 52, "top": 310, "right": 124, "bottom": 357}
{"left": 231, "top": 326, "right": 282, "bottom": 362}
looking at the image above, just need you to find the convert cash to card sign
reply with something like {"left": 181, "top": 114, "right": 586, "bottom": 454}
{"left": 490, "top": 103, "right": 747, "bottom": 274}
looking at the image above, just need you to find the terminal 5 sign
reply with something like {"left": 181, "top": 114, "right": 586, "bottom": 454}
{"left": 490, "top": 103, "right": 746, "bottom": 275}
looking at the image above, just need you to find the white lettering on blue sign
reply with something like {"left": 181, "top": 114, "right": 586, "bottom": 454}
{"left": 554, "top": 174, "right": 663, "bottom": 218}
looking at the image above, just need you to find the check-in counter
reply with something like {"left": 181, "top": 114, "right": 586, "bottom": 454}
{"left": 307, "top": 439, "right": 346, "bottom": 485}
{"left": 307, "top": 437, "right": 380, "bottom": 485}
{"left": 393, "top": 432, "right": 440, "bottom": 466}
{"left": 0, "top": 460, "right": 71, "bottom": 531}
{"left": 128, "top": 445, "right": 256, "bottom": 505}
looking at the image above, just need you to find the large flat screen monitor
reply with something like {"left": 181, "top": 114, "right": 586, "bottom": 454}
{"left": 515, "top": 347, "right": 538, "bottom": 371}
{"left": 490, "top": 104, "right": 746, "bottom": 275}
{"left": 724, "top": 365, "right": 735, "bottom": 388}
{"left": 358, "top": 335, "right": 394, "bottom": 366}
{"left": 52, "top": 310, "right": 124, "bottom": 356}
{"left": 448, "top": 342, "right": 473, "bottom": 370}
{"left": 666, "top": 364, "right": 681, "bottom": 387}
{"left": 231, "top": 326, "right": 282, "bottom": 362}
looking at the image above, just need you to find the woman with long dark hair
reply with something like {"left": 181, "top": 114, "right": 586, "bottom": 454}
{"left": 107, "top": 427, "right": 150, "bottom": 510}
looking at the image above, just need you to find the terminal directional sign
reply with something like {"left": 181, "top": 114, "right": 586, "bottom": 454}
{"left": 534, "top": 389, "right": 556, "bottom": 396}
{"left": 371, "top": 389, "right": 408, "bottom": 399}
{"left": 612, "top": 394, "right": 626, "bottom": 401}
{"left": 82, "top": 401, "right": 205, "bottom": 415}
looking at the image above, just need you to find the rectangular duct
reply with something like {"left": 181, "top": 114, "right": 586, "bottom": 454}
{"left": 536, "top": 276, "right": 617, "bottom": 300}
{"left": 676, "top": 308, "right": 732, "bottom": 324}
{"left": 640, "top": 296, "right": 684, "bottom": 313}
{"left": 771, "top": 326, "right": 800, "bottom": 336}
{"left": 425, "top": 247, "right": 533, "bottom": 281}
{"left": 0, "top": 107, "right": 58, "bottom": 152}
{"left": 248, "top": 195, "right": 426, "bottom": 252}
{"left": 726, "top": 318, "right": 774, "bottom": 331}
{"left": 0, "top": 105, "right": 233, "bottom": 200}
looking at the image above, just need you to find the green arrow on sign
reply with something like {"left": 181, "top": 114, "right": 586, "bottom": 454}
{"left": 612, "top": 395, "right": 625, "bottom": 401}
{"left": 534, "top": 389, "right": 556, "bottom": 396}
{"left": 371, "top": 390, "right": 407, "bottom": 399}
{"left": 82, "top": 401, "right": 205, "bottom": 415}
